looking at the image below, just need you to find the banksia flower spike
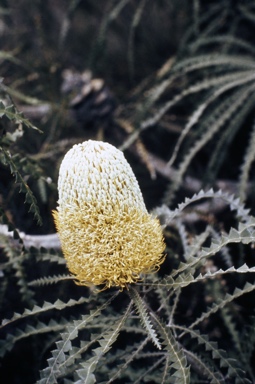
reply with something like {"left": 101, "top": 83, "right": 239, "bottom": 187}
{"left": 53, "top": 140, "right": 165, "bottom": 289}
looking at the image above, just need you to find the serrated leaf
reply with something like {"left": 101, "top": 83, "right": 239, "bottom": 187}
{"left": 1, "top": 296, "right": 91, "bottom": 329}
{"left": 150, "top": 312, "right": 190, "bottom": 384}
{"left": 37, "top": 292, "right": 119, "bottom": 384}
{"left": 129, "top": 287, "right": 161, "bottom": 350}
{"left": 1, "top": 147, "right": 42, "bottom": 225}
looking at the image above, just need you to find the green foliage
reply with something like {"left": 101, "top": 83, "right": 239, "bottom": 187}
{"left": 1, "top": 148, "right": 42, "bottom": 225}
{"left": 0, "top": 86, "right": 43, "bottom": 225}
{"left": 1, "top": 1, "right": 255, "bottom": 383}
{"left": 2, "top": 188, "right": 255, "bottom": 383}
{"left": 128, "top": 286, "right": 161, "bottom": 350}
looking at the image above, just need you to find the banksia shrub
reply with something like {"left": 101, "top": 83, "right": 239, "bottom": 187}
{"left": 53, "top": 140, "right": 165, "bottom": 289}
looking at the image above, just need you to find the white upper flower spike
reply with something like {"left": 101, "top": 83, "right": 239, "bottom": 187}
{"left": 53, "top": 140, "right": 165, "bottom": 289}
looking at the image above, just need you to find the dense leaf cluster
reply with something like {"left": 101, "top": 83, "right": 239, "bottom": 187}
{"left": 1, "top": 1, "right": 255, "bottom": 383}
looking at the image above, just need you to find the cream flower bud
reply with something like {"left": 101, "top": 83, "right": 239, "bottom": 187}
{"left": 53, "top": 140, "right": 165, "bottom": 289}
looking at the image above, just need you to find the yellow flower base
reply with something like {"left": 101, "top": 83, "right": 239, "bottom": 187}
{"left": 53, "top": 203, "right": 165, "bottom": 289}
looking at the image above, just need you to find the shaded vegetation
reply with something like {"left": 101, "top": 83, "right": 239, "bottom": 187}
{"left": 1, "top": 1, "right": 255, "bottom": 383}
